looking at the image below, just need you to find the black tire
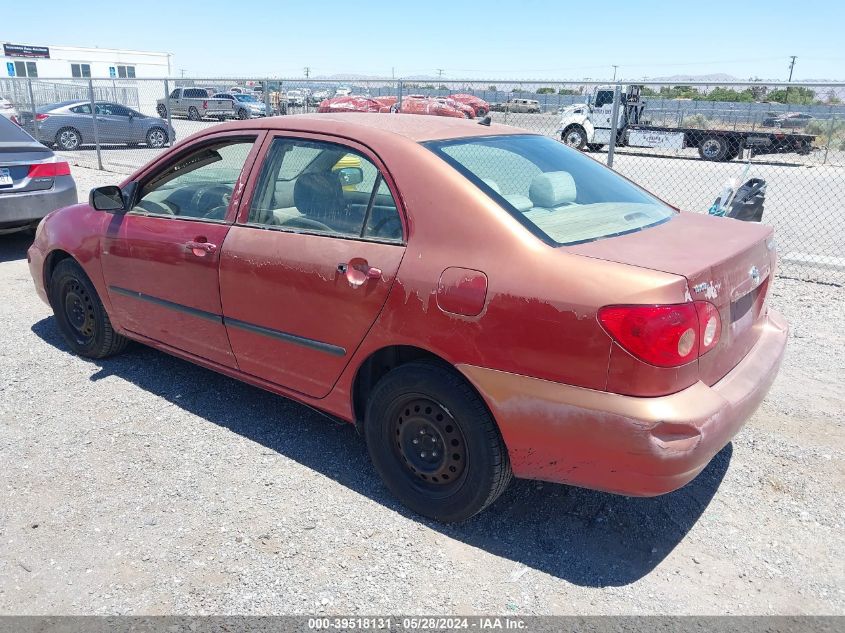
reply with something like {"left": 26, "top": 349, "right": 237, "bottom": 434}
{"left": 237, "top": 108, "right": 249, "bottom": 120}
{"left": 561, "top": 124, "right": 587, "bottom": 150}
{"left": 364, "top": 361, "right": 512, "bottom": 522}
{"left": 145, "top": 127, "right": 168, "bottom": 148}
{"left": 49, "top": 259, "right": 129, "bottom": 359}
{"left": 698, "top": 135, "right": 730, "bottom": 161}
{"left": 156, "top": 104, "right": 167, "bottom": 118}
{"left": 55, "top": 127, "right": 82, "bottom": 151}
{"left": 187, "top": 106, "right": 201, "bottom": 121}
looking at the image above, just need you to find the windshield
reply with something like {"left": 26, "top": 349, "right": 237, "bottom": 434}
{"left": 235, "top": 94, "right": 258, "bottom": 102}
{"left": 425, "top": 134, "right": 674, "bottom": 245}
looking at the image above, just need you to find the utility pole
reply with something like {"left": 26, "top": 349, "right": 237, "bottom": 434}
{"left": 304, "top": 66, "right": 311, "bottom": 79}
{"left": 612, "top": 65, "right": 618, "bottom": 81}
{"left": 436, "top": 68, "right": 444, "bottom": 82}
{"left": 786, "top": 56, "right": 796, "bottom": 104}
{"left": 179, "top": 68, "right": 186, "bottom": 78}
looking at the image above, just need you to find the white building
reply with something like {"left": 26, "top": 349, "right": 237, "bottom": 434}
{"left": 2, "top": 41, "right": 172, "bottom": 79}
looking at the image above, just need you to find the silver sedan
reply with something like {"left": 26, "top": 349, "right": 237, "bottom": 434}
{"left": 23, "top": 100, "right": 176, "bottom": 151}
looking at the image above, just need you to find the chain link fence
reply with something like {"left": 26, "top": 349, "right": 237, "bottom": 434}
{"left": 2, "top": 75, "right": 842, "bottom": 284}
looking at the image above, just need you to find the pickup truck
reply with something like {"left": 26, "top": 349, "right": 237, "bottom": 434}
{"left": 156, "top": 88, "right": 235, "bottom": 121}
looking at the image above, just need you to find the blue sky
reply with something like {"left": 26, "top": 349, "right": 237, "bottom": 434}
{"left": 3, "top": 0, "right": 843, "bottom": 80}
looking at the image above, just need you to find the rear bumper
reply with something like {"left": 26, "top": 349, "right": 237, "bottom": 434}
{"left": 458, "top": 309, "right": 788, "bottom": 496}
{"left": 0, "top": 177, "right": 77, "bottom": 228}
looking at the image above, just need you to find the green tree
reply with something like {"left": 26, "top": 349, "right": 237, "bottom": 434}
{"left": 487, "top": 85, "right": 497, "bottom": 92}
{"left": 767, "top": 87, "right": 816, "bottom": 105}
{"left": 536, "top": 87, "right": 556, "bottom": 94}
{"left": 558, "top": 88, "right": 580, "bottom": 95}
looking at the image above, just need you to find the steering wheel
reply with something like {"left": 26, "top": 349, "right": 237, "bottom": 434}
{"left": 190, "top": 185, "right": 232, "bottom": 217}
{"left": 279, "top": 216, "right": 333, "bottom": 232}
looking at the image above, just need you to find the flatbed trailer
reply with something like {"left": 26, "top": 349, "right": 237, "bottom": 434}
{"left": 557, "top": 85, "right": 816, "bottom": 161}
{"left": 624, "top": 124, "right": 815, "bottom": 161}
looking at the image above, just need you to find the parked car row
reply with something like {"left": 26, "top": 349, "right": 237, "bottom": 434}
{"left": 317, "top": 93, "right": 491, "bottom": 119}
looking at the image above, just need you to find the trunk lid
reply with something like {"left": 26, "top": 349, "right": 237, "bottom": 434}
{"left": 569, "top": 212, "right": 775, "bottom": 385}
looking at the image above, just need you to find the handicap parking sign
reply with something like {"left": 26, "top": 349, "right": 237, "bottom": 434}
{"left": 109, "top": 66, "right": 116, "bottom": 78}
{"left": 6, "top": 62, "right": 14, "bottom": 77}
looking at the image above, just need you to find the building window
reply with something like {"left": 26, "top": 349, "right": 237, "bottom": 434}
{"left": 117, "top": 65, "right": 136, "bottom": 79}
{"left": 71, "top": 63, "right": 91, "bottom": 78}
{"left": 14, "top": 61, "right": 38, "bottom": 77}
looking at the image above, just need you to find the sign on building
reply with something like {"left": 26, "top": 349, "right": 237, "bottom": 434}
{"left": 3, "top": 43, "right": 51, "bottom": 59}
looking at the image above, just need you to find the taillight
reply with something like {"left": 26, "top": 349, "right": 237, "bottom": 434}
{"left": 34, "top": 113, "right": 50, "bottom": 122}
{"left": 695, "top": 301, "right": 722, "bottom": 354}
{"left": 28, "top": 161, "right": 71, "bottom": 178}
{"left": 598, "top": 301, "right": 721, "bottom": 368}
{"left": 202, "top": 100, "right": 208, "bottom": 109}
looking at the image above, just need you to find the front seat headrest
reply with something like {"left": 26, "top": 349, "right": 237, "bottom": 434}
{"left": 529, "top": 171, "right": 577, "bottom": 208}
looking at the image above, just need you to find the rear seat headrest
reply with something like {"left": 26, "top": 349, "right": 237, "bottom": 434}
{"left": 529, "top": 171, "right": 577, "bottom": 208}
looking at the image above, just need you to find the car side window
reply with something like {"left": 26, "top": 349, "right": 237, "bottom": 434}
{"left": 247, "top": 138, "right": 403, "bottom": 242}
{"left": 169, "top": 89, "right": 180, "bottom": 99}
{"left": 131, "top": 138, "right": 256, "bottom": 221}
{"left": 70, "top": 104, "right": 91, "bottom": 114}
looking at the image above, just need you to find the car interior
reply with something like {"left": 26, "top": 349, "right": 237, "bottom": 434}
{"left": 130, "top": 139, "right": 404, "bottom": 242}
{"left": 248, "top": 140, "right": 403, "bottom": 241}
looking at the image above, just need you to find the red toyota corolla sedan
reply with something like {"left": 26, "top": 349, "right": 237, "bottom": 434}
{"left": 28, "top": 114, "right": 787, "bottom": 522}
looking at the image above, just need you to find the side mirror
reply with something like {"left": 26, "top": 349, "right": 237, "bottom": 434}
{"left": 336, "top": 167, "right": 364, "bottom": 187}
{"left": 90, "top": 185, "right": 126, "bottom": 212}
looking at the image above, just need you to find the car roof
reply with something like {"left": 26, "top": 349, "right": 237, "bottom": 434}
{"left": 212, "top": 113, "right": 529, "bottom": 143}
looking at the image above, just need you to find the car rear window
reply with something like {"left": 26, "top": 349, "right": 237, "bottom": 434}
{"left": 425, "top": 134, "right": 674, "bottom": 246}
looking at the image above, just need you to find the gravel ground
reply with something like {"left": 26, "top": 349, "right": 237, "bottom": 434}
{"left": 0, "top": 166, "right": 843, "bottom": 615}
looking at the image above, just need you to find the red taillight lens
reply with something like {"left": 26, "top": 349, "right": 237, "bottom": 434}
{"left": 28, "top": 161, "right": 71, "bottom": 178}
{"left": 599, "top": 300, "right": 722, "bottom": 368}
{"left": 34, "top": 113, "right": 50, "bottom": 122}
{"left": 202, "top": 100, "right": 208, "bottom": 109}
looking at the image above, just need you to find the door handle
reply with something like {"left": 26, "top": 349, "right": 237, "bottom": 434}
{"left": 186, "top": 240, "right": 217, "bottom": 256}
{"left": 339, "top": 260, "right": 382, "bottom": 287}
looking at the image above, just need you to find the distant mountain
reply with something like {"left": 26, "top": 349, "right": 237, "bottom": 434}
{"left": 645, "top": 73, "right": 742, "bottom": 83}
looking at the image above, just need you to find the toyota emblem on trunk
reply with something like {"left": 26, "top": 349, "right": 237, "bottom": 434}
{"left": 749, "top": 266, "right": 761, "bottom": 285}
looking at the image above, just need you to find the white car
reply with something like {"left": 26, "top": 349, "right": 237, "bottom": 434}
{"left": 0, "top": 98, "right": 20, "bottom": 123}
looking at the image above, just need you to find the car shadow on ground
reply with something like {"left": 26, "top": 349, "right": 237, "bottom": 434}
{"left": 31, "top": 316, "right": 731, "bottom": 587}
{"left": 0, "top": 232, "right": 33, "bottom": 263}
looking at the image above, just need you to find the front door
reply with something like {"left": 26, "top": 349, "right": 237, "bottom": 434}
{"left": 219, "top": 135, "right": 406, "bottom": 397}
{"left": 101, "top": 134, "right": 262, "bottom": 367}
{"left": 95, "top": 103, "right": 139, "bottom": 144}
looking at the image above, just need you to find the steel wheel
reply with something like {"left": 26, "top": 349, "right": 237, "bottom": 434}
{"left": 562, "top": 125, "right": 586, "bottom": 149}
{"left": 56, "top": 128, "right": 81, "bottom": 151}
{"left": 392, "top": 397, "right": 467, "bottom": 492}
{"left": 188, "top": 106, "right": 201, "bottom": 121}
{"left": 61, "top": 278, "right": 97, "bottom": 346}
{"left": 49, "top": 259, "right": 129, "bottom": 359}
{"left": 699, "top": 135, "right": 728, "bottom": 161}
{"left": 365, "top": 361, "right": 512, "bottom": 522}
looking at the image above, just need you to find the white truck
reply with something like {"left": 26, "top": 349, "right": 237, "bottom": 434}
{"left": 156, "top": 88, "right": 236, "bottom": 121}
{"left": 556, "top": 85, "right": 814, "bottom": 161}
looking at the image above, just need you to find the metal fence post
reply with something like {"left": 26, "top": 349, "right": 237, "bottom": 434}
{"left": 823, "top": 111, "right": 835, "bottom": 165}
{"left": 164, "top": 79, "right": 173, "bottom": 146}
{"left": 87, "top": 78, "right": 103, "bottom": 170}
{"left": 606, "top": 84, "right": 622, "bottom": 169}
{"left": 27, "top": 77, "right": 38, "bottom": 142}
{"left": 397, "top": 79, "right": 403, "bottom": 109}
{"left": 264, "top": 79, "right": 271, "bottom": 117}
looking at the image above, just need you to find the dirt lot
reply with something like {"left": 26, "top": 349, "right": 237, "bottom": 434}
{"left": 0, "top": 166, "right": 843, "bottom": 615}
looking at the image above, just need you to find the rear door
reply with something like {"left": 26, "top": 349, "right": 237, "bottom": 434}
{"left": 219, "top": 134, "right": 406, "bottom": 397}
{"left": 100, "top": 131, "right": 264, "bottom": 366}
